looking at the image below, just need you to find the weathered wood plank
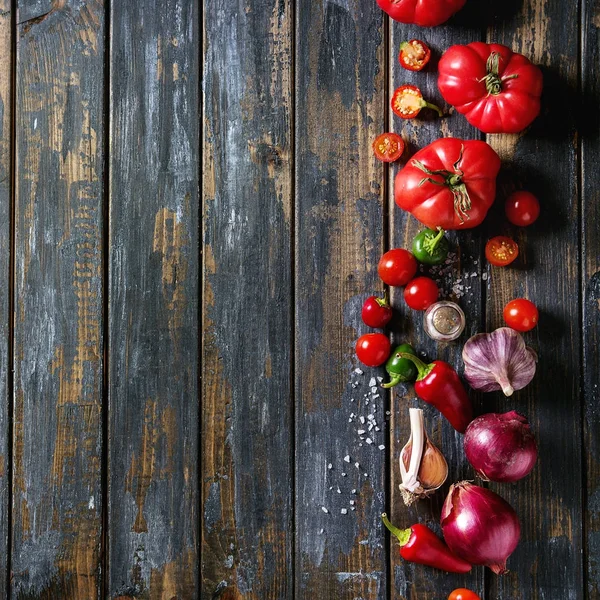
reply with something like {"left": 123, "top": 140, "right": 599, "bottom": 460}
{"left": 201, "top": 0, "right": 294, "bottom": 597}
{"left": 485, "top": 1, "right": 583, "bottom": 598}
{"left": 294, "top": 2, "right": 387, "bottom": 598}
{"left": 0, "top": 1, "right": 11, "bottom": 596}
{"left": 388, "top": 7, "right": 486, "bottom": 599}
{"left": 582, "top": 0, "right": 600, "bottom": 596}
{"left": 108, "top": 2, "right": 200, "bottom": 597}
{"left": 12, "top": 1, "right": 104, "bottom": 597}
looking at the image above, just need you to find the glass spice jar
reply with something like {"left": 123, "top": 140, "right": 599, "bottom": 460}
{"left": 423, "top": 301, "right": 466, "bottom": 342}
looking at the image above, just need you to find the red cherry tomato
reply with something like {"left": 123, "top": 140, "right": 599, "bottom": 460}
{"left": 485, "top": 236, "right": 519, "bottom": 267}
{"left": 503, "top": 298, "right": 539, "bottom": 332}
{"left": 505, "top": 191, "right": 540, "bottom": 226}
{"left": 376, "top": 0, "right": 466, "bottom": 27}
{"left": 404, "top": 277, "right": 439, "bottom": 310}
{"left": 391, "top": 85, "right": 443, "bottom": 120}
{"left": 355, "top": 334, "right": 391, "bottom": 367}
{"left": 372, "top": 132, "right": 405, "bottom": 163}
{"left": 378, "top": 249, "right": 418, "bottom": 287}
{"left": 362, "top": 294, "right": 393, "bottom": 328}
{"left": 399, "top": 39, "right": 431, "bottom": 72}
{"left": 448, "top": 589, "right": 481, "bottom": 600}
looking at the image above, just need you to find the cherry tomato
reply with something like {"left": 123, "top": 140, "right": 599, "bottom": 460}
{"left": 362, "top": 294, "right": 393, "bottom": 328}
{"left": 404, "top": 277, "right": 439, "bottom": 311}
{"left": 355, "top": 333, "right": 391, "bottom": 367}
{"left": 399, "top": 39, "right": 431, "bottom": 72}
{"left": 448, "top": 589, "right": 481, "bottom": 600}
{"left": 378, "top": 249, "right": 418, "bottom": 287}
{"left": 485, "top": 236, "right": 519, "bottom": 267}
{"left": 372, "top": 132, "right": 405, "bottom": 163}
{"left": 505, "top": 191, "right": 540, "bottom": 226}
{"left": 391, "top": 85, "right": 442, "bottom": 120}
{"left": 503, "top": 298, "right": 539, "bottom": 332}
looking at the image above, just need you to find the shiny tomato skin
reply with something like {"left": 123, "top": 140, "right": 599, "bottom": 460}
{"left": 448, "top": 589, "right": 481, "bottom": 600}
{"left": 485, "top": 236, "right": 519, "bottom": 267}
{"left": 404, "top": 277, "right": 439, "bottom": 311}
{"left": 505, "top": 191, "right": 540, "bottom": 226}
{"left": 376, "top": 0, "right": 466, "bottom": 27}
{"left": 355, "top": 334, "right": 391, "bottom": 367}
{"left": 373, "top": 133, "right": 405, "bottom": 163}
{"left": 399, "top": 40, "right": 431, "bottom": 72}
{"left": 362, "top": 295, "right": 393, "bottom": 329}
{"left": 378, "top": 249, "right": 418, "bottom": 287}
{"left": 504, "top": 298, "right": 539, "bottom": 332}
{"left": 438, "top": 42, "right": 543, "bottom": 133}
{"left": 395, "top": 138, "right": 501, "bottom": 230}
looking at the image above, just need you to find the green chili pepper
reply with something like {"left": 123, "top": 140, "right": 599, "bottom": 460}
{"left": 382, "top": 343, "right": 418, "bottom": 388}
{"left": 412, "top": 228, "right": 449, "bottom": 265}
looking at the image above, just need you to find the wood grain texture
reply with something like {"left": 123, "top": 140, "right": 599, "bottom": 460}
{"left": 201, "top": 0, "right": 293, "bottom": 597}
{"left": 485, "top": 1, "right": 583, "bottom": 598}
{"left": 582, "top": 0, "right": 600, "bottom": 597}
{"left": 108, "top": 2, "right": 199, "bottom": 597}
{"left": 294, "top": 2, "right": 387, "bottom": 598}
{"left": 12, "top": 0, "right": 104, "bottom": 597}
{"left": 0, "top": 1, "right": 10, "bottom": 596}
{"left": 387, "top": 6, "right": 487, "bottom": 599}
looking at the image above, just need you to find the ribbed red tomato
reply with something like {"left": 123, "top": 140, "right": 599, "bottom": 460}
{"left": 438, "top": 42, "right": 543, "bottom": 133}
{"left": 394, "top": 138, "right": 501, "bottom": 230}
{"left": 376, "top": 0, "right": 466, "bottom": 27}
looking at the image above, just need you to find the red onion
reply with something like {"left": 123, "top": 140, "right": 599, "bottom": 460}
{"left": 464, "top": 411, "right": 537, "bottom": 483}
{"left": 441, "top": 481, "right": 520, "bottom": 575}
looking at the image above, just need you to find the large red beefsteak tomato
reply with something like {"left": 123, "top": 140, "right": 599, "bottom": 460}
{"left": 438, "top": 42, "right": 543, "bottom": 133}
{"left": 376, "top": 0, "right": 466, "bottom": 27}
{"left": 395, "top": 138, "right": 500, "bottom": 230}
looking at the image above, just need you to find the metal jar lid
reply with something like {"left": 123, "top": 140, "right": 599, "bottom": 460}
{"left": 423, "top": 301, "right": 466, "bottom": 342}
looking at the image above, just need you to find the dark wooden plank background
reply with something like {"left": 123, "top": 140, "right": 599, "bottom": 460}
{"left": 0, "top": 0, "right": 596, "bottom": 598}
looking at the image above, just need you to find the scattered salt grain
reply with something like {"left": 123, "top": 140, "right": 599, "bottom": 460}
{"left": 368, "top": 377, "right": 376, "bottom": 387}
{"left": 328, "top": 463, "right": 332, "bottom": 470}
{"left": 375, "top": 426, "right": 380, "bottom": 432}
{"left": 344, "top": 455, "right": 351, "bottom": 463}
{"left": 357, "top": 429, "right": 366, "bottom": 435}
{"left": 341, "top": 508, "right": 348, "bottom": 515}
{"left": 350, "top": 500, "right": 355, "bottom": 506}
{"left": 355, "top": 462, "right": 360, "bottom": 468}
{"left": 366, "top": 438, "right": 373, "bottom": 445}
{"left": 367, "top": 414, "right": 374, "bottom": 421}
{"left": 359, "top": 416, "right": 365, "bottom": 424}
{"left": 342, "top": 473, "right": 347, "bottom": 477}
{"left": 319, "top": 528, "right": 324, "bottom": 533}
{"left": 337, "top": 486, "right": 341, "bottom": 494}
{"left": 385, "top": 411, "right": 391, "bottom": 416}
{"left": 354, "top": 368, "right": 363, "bottom": 375}
{"left": 372, "top": 394, "right": 380, "bottom": 399}
{"left": 352, "top": 489, "right": 357, "bottom": 494}
{"left": 379, "top": 444, "right": 385, "bottom": 450}
{"left": 482, "top": 273, "right": 488, "bottom": 281}
{"left": 321, "top": 507, "right": 329, "bottom": 514}
{"left": 371, "top": 387, "right": 378, "bottom": 393}
{"left": 377, "top": 377, "right": 383, "bottom": 383}
{"left": 364, "top": 473, "right": 368, "bottom": 477}
{"left": 351, "top": 507, "right": 356, "bottom": 511}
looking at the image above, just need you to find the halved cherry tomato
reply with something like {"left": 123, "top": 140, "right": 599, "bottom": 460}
{"left": 485, "top": 236, "right": 519, "bottom": 267}
{"left": 392, "top": 85, "right": 443, "bottom": 120}
{"left": 355, "top": 333, "right": 391, "bottom": 367}
{"left": 503, "top": 298, "right": 539, "bottom": 332}
{"left": 448, "top": 589, "right": 481, "bottom": 600}
{"left": 505, "top": 191, "right": 540, "bottom": 226}
{"left": 362, "top": 293, "right": 393, "bottom": 328}
{"left": 404, "top": 276, "right": 439, "bottom": 310}
{"left": 378, "top": 249, "right": 418, "bottom": 287}
{"left": 399, "top": 39, "right": 431, "bottom": 72}
{"left": 373, "top": 132, "right": 405, "bottom": 163}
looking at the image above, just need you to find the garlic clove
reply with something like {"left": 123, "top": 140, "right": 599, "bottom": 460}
{"left": 399, "top": 408, "right": 448, "bottom": 506}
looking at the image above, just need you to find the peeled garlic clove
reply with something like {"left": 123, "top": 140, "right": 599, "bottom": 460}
{"left": 399, "top": 408, "right": 448, "bottom": 506}
{"left": 462, "top": 327, "right": 537, "bottom": 397}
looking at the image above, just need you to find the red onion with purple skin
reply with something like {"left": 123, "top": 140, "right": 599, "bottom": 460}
{"left": 441, "top": 481, "right": 520, "bottom": 575}
{"left": 464, "top": 411, "right": 538, "bottom": 483}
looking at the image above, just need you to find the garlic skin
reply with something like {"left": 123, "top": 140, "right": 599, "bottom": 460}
{"left": 400, "top": 408, "right": 448, "bottom": 506}
{"left": 462, "top": 327, "right": 537, "bottom": 397}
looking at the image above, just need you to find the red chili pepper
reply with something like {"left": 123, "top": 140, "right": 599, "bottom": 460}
{"left": 398, "top": 353, "right": 473, "bottom": 433}
{"left": 382, "top": 513, "right": 472, "bottom": 573}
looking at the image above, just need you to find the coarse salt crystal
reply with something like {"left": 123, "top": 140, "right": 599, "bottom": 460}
{"left": 371, "top": 387, "right": 377, "bottom": 393}
{"left": 319, "top": 528, "right": 324, "bottom": 533}
{"left": 482, "top": 273, "right": 488, "bottom": 280}
{"left": 367, "top": 414, "right": 374, "bottom": 421}
{"left": 337, "top": 487, "right": 341, "bottom": 494}
{"left": 351, "top": 507, "right": 356, "bottom": 511}
{"left": 364, "top": 473, "right": 368, "bottom": 477}
{"left": 328, "top": 463, "right": 332, "bottom": 470}
{"left": 385, "top": 411, "right": 391, "bottom": 416}
{"left": 350, "top": 500, "right": 355, "bottom": 505}
{"left": 344, "top": 455, "right": 351, "bottom": 463}
{"left": 341, "top": 508, "right": 348, "bottom": 515}
{"left": 372, "top": 394, "right": 380, "bottom": 399}
{"left": 375, "top": 426, "right": 380, "bottom": 432}
{"left": 354, "top": 368, "right": 363, "bottom": 375}
{"left": 377, "top": 377, "right": 383, "bottom": 382}
{"left": 379, "top": 444, "right": 385, "bottom": 450}
{"left": 342, "top": 472, "right": 347, "bottom": 477}
{"left": 366, "top": 438, "right": 373, "bottom": 444}
{"left": 359, "top": 416, "right": 365, "bottom": 424}
{"left": 357, "top": 429, "right": 366, "bottom": 435}
{"left": 367, "top": 424, "right": 373, "bottom": 431}
{"left": 322, "top": 507, "right": 329, "bottom": 513}
{"left": 355, "top": 462, "right": 360, "bottom": 468}
{"left": 368, "top": 377, "right": 376, "bottom": 387}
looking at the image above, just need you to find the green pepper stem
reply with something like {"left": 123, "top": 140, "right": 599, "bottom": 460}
{"left": 423, "top": 227, "right": 445, "bottom": 255}
{"left": 397, "top": 352, "right": 435, "bottom": 381}
{"left": 381, "top": 513, "right": 411, "bottom": 546}
{"left": 422, "top": 100, "right": 443, "bottom": 117}
{"left": 381, "top": 374, "right": 402, "bottom": 389}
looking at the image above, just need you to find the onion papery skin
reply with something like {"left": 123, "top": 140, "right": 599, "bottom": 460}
{"left": 464, "top": 411, "right": 538, "bottom": 483}
{"left": 441, "top": 482, "right": 520, "bottom": 575}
